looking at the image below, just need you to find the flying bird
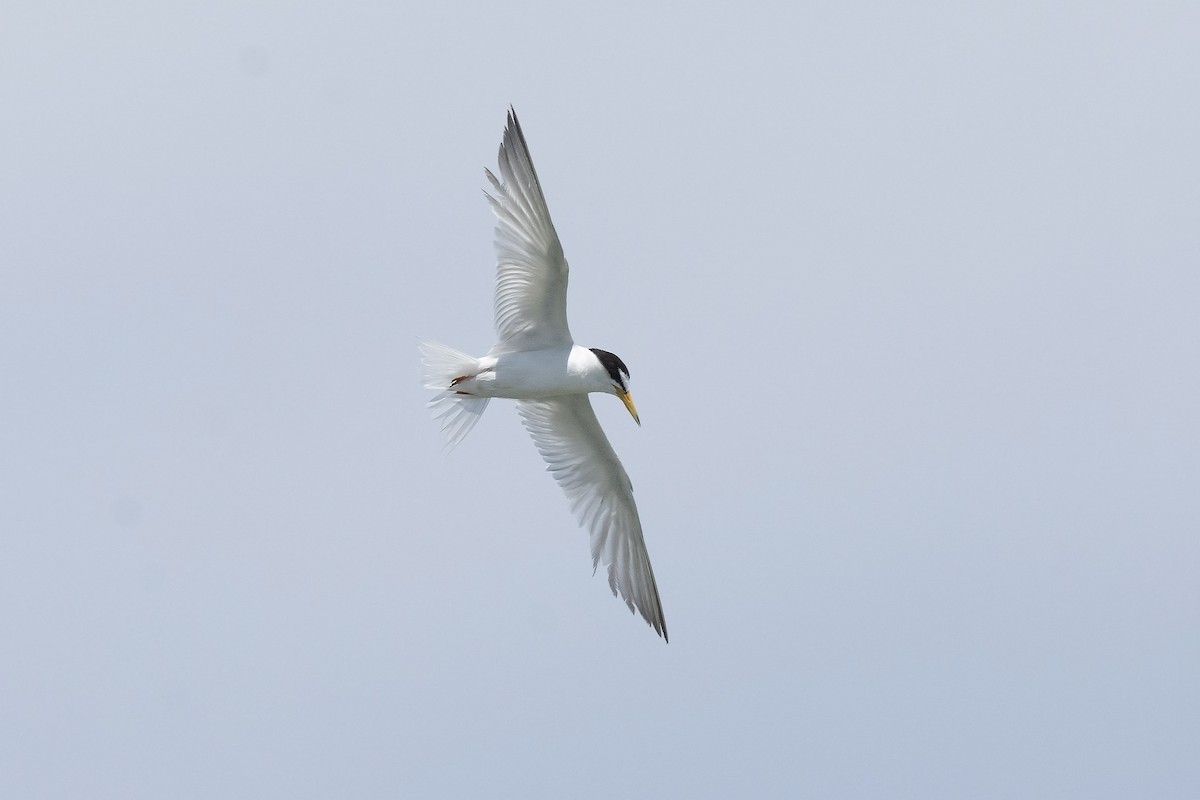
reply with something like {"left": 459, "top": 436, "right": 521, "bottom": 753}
{"left": 420, "top": 108, "right": 667, "bottom": 641}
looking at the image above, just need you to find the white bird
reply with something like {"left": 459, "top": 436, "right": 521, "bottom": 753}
{"left": 420, "top": 108, "right": 667, "bottom": 641}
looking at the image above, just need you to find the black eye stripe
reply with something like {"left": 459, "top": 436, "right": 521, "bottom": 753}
{"left": 589, "top": 348, "right": 630, "bottom": 388}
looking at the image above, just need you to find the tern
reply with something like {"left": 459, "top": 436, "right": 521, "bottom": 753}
{"left": 420, "top": 109, "right": 667, "bottom": 640}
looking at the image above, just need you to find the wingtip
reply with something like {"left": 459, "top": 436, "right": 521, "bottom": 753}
{"left": 502, "top": 107, "right": 530, "bottom": 154}
{"left": 631, "top": 601, "right": 668, "bottom": 642}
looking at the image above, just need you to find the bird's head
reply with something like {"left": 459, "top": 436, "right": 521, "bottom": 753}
{"left": 589, "top": 348, "right": 640, "bottom": 426}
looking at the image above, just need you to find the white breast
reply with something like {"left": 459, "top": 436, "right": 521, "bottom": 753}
{"left": 474, "top": 346, "right": 609, "bottom": 399}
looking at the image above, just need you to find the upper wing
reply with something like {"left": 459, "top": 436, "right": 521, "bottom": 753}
{"left": 517, "top": 396, "right": 667, "bottom": 640}
{"left": 485, "top": 108, "right": 573, "bottom": 352}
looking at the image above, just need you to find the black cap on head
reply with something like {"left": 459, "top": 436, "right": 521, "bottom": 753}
{"left": 589, "top": 348, "right": 630, "bottom": 390}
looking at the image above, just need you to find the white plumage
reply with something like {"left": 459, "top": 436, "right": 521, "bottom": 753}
{"left": 420, "top": 108, "right": 667, "bottom": 640}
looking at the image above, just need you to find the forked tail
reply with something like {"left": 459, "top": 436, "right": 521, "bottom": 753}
{"left": 418, "top": 339, "right": 489, "bottom": 450}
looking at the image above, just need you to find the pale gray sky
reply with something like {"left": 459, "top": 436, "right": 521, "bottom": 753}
{"left": 3, "top": 2, "right": 1198, "bottom": 798}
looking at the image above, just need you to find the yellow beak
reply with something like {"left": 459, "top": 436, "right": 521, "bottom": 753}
{"left": 620, "top": 390, "right": 641, "bottom": 426}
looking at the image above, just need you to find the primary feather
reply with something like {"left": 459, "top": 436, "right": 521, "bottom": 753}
{"left": 485, "top": 109, "right": 573, "bottom": 353}
{"left": 518, "top": 396, "right": 667, "bottom": 641}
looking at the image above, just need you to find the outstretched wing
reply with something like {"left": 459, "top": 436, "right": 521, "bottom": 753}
{"left": 517, "top": 396, "right": 667, "bottom": 640}
{"left": 485, "top": 108, "right": 573, "bottom": 353}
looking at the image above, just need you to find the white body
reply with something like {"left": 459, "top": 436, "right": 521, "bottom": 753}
{"left": 458, "top": 346, "right": 614, "bottom": 399}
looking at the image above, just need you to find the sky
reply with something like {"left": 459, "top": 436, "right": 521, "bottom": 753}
{"left": 2, "top": 2, "right": 1198, "bottom": 797}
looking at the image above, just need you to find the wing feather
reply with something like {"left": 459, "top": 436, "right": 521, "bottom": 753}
{"left": 517, "top": 396, "right": 668, "bottom": 640}
{"left": 486, "top": 108, "right": 572, "bottom": 352}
